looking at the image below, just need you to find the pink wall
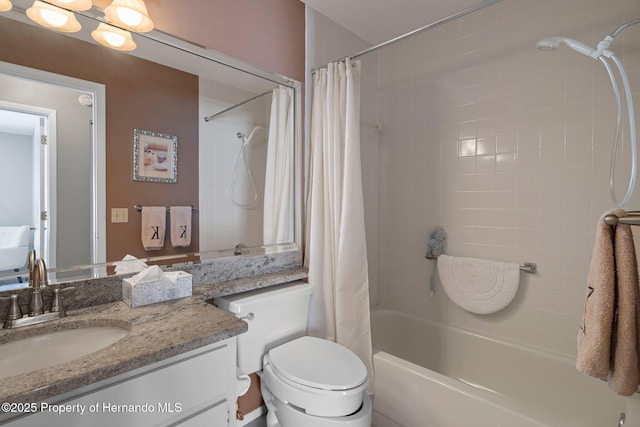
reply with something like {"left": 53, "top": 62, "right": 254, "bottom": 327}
{"left": 146, "top": 0, "right": 305, "bottom": 82}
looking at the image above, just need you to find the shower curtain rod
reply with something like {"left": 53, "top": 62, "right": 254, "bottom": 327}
{"left": 311, "top": 0, "right": 503, "bottom": 74}
{"left": 204, "top": 89, "right": 273, "bottom": 122}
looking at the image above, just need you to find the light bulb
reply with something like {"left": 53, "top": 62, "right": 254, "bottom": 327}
{"left": 104, "top": 0, "right": 154, "bottom": 32}
{"left": 0, "top": 0, "right": 12, "bottom": 12}
{"left": 116, "top": 7, "right": 142, "bottom": 27}
{"left": 103, "top": 31, "right": 126, "bottom": 47}
{"left": 26, "top": 1, "right": 81, "bottom": 32}
{"left": 91, "top": 23, "right": 136, "bottom": 51}
{"left": 40, "top": 8, "right": 68, "bottom": 27}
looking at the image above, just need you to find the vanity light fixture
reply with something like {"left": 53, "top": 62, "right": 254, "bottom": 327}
{"left": 26, "top": 0, "right": 81, "bottom": 32}
{"left": 91, "top": 22, "right": 136, "bottom": 51}
{"left": 104, "top": 0, "right": 153, "bottom": 33}
{"left": 45, "top": 0, "right": 92, "bottom": 11}
{"left": 0, "top": 0, "right": 12, "bottom": 12}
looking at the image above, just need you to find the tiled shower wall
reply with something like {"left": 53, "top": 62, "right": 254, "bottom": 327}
{"left": 373, "top": 0, "right": 640, "bottom": 357}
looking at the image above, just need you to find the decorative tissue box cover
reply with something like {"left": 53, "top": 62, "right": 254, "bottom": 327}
{"left": 122, "top": 271, "right": 192, "bottom": 307}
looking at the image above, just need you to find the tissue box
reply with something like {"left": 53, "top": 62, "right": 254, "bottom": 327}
{"left": 122, "top": 271, "right": 192, "bottom": 308}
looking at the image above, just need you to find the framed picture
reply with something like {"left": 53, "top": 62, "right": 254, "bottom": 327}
{"left": 133, "top": 129, "right": 178, "bottom": 183}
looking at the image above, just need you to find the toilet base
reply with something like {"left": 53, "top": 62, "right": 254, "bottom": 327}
{"left": 262, "top": 385, "right": 372, "bottom": 427}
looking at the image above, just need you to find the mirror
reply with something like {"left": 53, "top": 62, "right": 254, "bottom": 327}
{"left": 0, "top": 2, "right": 300, "bottom": 288}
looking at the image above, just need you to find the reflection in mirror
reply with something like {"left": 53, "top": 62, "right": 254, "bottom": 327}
{"left": 0, "top": 65, "right": 105, "bottom": 288}
{"left": 0, "top": 3, "right": 299, "bottom": 289}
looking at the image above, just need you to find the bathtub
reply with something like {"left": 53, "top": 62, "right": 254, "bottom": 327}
{"left": 371, "top": 309, "right": 638, "bottom": 427}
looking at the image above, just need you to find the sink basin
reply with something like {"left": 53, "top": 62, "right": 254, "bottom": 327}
{"left": 0, "top": 326, "right": 129, "bottom": 380}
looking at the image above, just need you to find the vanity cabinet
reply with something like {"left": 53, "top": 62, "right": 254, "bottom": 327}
{"left": 3, "top": 338, "right": 237, "bottom": 427}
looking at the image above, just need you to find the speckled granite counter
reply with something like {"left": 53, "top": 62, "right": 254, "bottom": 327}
{"left": 0, "top": 297, "right": 246, "bottom": 404}
{"left": 0, "top": 265, "right": 309, "bottom": 406}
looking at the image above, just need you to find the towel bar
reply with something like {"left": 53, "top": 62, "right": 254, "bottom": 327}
{"left": 133, "top": 205, "right": 197, "bottom": 213}
{"left": 520, "top": 263, "right": 537, "bottom": 274}
{"left": 425, "top": 256, "right": 537, "bottom": 274}
{"left": 604, "top": 211, "right": 640, "bottom": 226}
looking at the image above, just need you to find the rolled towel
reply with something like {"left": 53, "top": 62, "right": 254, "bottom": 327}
{"left": 141, "top": 206, "right": 166, "bottom": 251}
{"left": 170, "top": 206, "right": 192, "bottom": 247}
{"left": 437, "top": 254, "right": 520, "bottom": 314}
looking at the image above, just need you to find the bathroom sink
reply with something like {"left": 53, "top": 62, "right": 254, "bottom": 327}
{"left": 0, "top": 326, "right": 129, "bottom": 380}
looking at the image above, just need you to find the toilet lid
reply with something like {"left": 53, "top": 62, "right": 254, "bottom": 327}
{"left": 268, "top": 336, "right": 367, "bottom": 391}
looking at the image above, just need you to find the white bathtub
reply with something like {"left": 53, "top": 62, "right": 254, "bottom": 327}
{"left": 371, "top": 309, "right": 638, "bottom": 427}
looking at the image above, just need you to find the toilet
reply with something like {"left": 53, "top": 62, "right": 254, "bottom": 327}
{"left": 214, "top": 281, "right": 372, "bottom": 427}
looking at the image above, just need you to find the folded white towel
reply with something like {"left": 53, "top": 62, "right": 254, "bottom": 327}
{"left": 141, "top": 206, "right": 166, "bottom": 251}
{"left": 437, "top": 254, "right": 520, "bottom": 314}
{"left": 170, "top": 206, "right": 192, "bottom": 247}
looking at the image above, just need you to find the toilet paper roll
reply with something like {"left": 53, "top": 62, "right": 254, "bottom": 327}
{"left": 236, "top": 368, "right": 252, "bottom": 397}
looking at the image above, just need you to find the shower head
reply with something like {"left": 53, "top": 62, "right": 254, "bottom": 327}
{"left": 536, "top": 37, "right": 595, "bottom": 57}
{"left": 237, "top": 126, "right": 265, "bottom": 143}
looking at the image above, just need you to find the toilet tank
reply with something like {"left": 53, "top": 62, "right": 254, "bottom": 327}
{"left": 213, "top": 281, "right": 314, "bottom": 374}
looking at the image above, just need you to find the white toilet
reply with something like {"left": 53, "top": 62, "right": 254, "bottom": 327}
{"left": 214, "top": 281, "right": 372, "bottom": 427}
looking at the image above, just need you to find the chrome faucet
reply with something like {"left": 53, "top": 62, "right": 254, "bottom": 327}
{"left": 1, "top": 258, "right": 75, "bottom": 329}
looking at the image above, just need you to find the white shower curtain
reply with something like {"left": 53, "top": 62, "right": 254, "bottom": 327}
{"left": 264, "top": 86, "right": 294, "bottom": 245}
{"left": 305, "top": 58, "right": 374, "bottom": 391}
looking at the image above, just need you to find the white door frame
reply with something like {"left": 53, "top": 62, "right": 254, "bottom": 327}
{"left": 0, "top": 61, "right": 106, "bottom": 267}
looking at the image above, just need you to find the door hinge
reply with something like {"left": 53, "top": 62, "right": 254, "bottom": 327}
{"left": 40, "top": 135, "right": 47, "bottom": 145}
{"left": 41, "top": 211, "right": 48, "bottom": 221}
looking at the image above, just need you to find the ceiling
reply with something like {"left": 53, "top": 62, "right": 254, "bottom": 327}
{"left": 300, "top": 0, "right": 495, "bottom": 45}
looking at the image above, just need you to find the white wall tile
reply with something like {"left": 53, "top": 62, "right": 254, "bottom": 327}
{"left": 306, "top": 0, "right": 640, "bottom": 359}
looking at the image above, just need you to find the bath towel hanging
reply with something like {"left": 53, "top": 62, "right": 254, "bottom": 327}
{"left": 577, "top": 209, "right": 640, "bottom": 396}
{"left": 141, "top": 206, "right": 166, "bottom": 251}
{"left": 437, "top": 254, "right": 520, "bottom": 314}
{"left": 169, "top": 206, "right": 192, "bottom": 248}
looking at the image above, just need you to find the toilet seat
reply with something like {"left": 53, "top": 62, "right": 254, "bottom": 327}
{"left": 268, "top": 336, "right": 367, "bottom": 390}
{"left": 262, "top": 336, "right": 368, "bottom": 417}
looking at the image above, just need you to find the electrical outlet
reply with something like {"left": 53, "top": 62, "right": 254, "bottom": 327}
{"left": 111, "top": 208, "right": 128, "bottom": 223}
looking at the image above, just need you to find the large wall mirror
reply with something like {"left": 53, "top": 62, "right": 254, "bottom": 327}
{"left": 0, "top": 1, "right": 301, "bottom": 289}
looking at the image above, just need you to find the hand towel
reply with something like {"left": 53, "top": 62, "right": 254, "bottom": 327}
{"left": 170, "top": 206, "right": 192, "bottom": 247}
{"left": 141, "top": 206, "right": 166, "bottom": 251}
{"left": 577, "top": 209, "right": 640, "bottom": 396}
{"left": 609, "top": 219, "right": 640, "bottom": 395}
{"left": 437, "top": 254, "right": 520, "bottom": 314}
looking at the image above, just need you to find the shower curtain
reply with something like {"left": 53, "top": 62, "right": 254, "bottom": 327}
{"left": 263, "top": 86, "right": 294, "bottom": 245}
{"left": 305, "top": 58, "right": 374, "bottom": 391}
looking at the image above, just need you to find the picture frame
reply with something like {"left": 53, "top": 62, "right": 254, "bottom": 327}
{"left": 133, "top": 129, "right": 178, "bottom": 183}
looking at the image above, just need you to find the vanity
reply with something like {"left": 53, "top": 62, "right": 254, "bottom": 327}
{"left": 0, "top": 264, "right": 308, "bottom": 426}
{"left": 0, "top": 298, "right": 244, "bottom": 426}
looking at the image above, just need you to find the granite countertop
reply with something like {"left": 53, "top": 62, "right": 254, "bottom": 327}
{"left": 0, "top": 296, "right": 247, "bottom": 404}
{"left": 0, "top": 267, "right": 309, "bottom": 405}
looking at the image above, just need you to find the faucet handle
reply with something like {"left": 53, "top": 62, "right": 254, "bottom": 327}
{"left": 50, "top": 286, "right": 75, "bottom": 316}
{"left": 0, "top": 294, "right": 23, "bottom": 324}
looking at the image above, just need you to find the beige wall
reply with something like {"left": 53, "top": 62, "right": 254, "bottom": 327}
{"left": 370, "top": 0, "right": 640, "bottom": 358}
{"left": 145, "top": 0, "right": 305, "bottom": 82}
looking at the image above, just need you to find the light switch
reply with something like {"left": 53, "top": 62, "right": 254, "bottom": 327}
{"left": 111, "top": 208, "right": 128, "bottom": 223}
